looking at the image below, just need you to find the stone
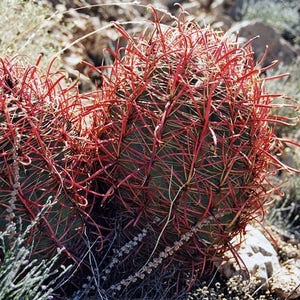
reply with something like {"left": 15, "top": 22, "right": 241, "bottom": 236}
{"left": 271, "top": 258, "right": 300, "bottom": 299}
{"left": 211, "top": 15, "right": 233, "bottom": 31}
{"left": 218, "top": 225, "right": 280, "bottom": 289}
{"left": 226, "top": 20, "right": 297, "bottom": 66}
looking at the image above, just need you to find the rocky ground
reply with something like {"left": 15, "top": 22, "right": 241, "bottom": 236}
{"left": 45, "top": 0, "right": 300, "bottom": 91}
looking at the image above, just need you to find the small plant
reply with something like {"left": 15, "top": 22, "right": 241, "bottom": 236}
{"left": 0, "top": 207, "right": 72, "bottom": 300}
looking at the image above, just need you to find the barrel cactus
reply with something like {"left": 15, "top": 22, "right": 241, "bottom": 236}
{"left": 96, "top": 12, "right": 299, "bottom": 289}
{"left": 0, "top": 56, "right": 101, "bottom": 263}
{"left": 1, "top": 10, "right": 298, "bottom": 298}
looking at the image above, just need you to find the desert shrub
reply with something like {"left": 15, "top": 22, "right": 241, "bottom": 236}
{"left": 0, "top": 206, "right": 72, "bottom": 300}
{"left": 0, "top": 0, "right": 71, "bottom": 68}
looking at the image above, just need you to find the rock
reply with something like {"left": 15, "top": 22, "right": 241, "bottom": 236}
{"left": 211, "top": 15, "right": 233, "bottom": 31}
{"left": 227, "top": 0, "right": 259, "bottom": 21}
{"left": 271, "top": 258, "right": 300, "bottom": 299}
{"left": 226, "top": 20, "right": 297, "bottom": 66}
{"left": 218, "top": 225, "right": 280, "bottom": 289}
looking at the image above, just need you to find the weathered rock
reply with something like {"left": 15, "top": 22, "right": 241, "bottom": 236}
{"left": 211, "top": 14, "right": 233, "bottom": 31}
{"left": 227, "top": 0, "right": 259, "bottom": 21}
{"left": 226, "top": 20, "right": 297, "bottom": 66}
{"left": 271, "top": 258, "right": 300, "bottom": 299}
{"left": 218, "top": 225, "right": 280, "bottom": 289}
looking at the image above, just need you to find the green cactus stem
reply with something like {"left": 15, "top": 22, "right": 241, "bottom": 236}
{"left": 95, "top": 11, "right": 299, "bottom": 282}
{"left": 0, "top": 56, "right": 102, "bottom": 263}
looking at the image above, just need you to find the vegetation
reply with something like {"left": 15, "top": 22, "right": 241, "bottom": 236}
{"left": 0, "top": 0, "right": 70, "bottom": 68}
{"left": 0, "top": 1, "right": 299, "bottom": 299}
{"left": 0, "top": 206, "right": 72, "bottom": 300}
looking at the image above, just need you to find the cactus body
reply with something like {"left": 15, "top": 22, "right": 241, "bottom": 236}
{"left": 98, "top": 18, "right": 289, "bottom": 274}
{"left": 0, "top": 57, "right": 99, "bottom": 261}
